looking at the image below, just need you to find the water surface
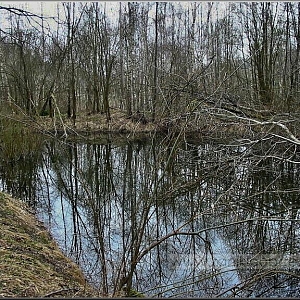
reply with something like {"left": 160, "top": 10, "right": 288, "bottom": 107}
{"left": 1, "top": 133, "right": 300, "bottom": 297}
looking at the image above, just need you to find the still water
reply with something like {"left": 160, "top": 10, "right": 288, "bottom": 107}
{"left": 1, "top": 133, "right": 300, "bottom": 297}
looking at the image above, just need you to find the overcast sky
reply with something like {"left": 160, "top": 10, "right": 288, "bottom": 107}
{"left": 0, "top": 1, "right": 124, "bottom": 33}
{"left": 0, "top": 1, "right": 225, "bottom": 35}
{"left": 0, "top": 1, "right": 125, "bottom": 18}
{"left": 0, "top": 1, "right": 59, "bottom": 17}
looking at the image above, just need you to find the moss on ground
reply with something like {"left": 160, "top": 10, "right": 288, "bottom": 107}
{"left": 0, "top": 192, "right": 99, "bottom": 297}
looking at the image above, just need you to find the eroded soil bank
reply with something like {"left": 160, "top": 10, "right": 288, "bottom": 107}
{"left": 0, "top": 192, "right": 99, "bottom": 298}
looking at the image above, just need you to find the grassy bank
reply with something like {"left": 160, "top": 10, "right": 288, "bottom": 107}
{"left": 0, "top": 192, "right": 99, "bottom": 298}
{"left": 32, "top": 108, "right": 252, "bottom": 142}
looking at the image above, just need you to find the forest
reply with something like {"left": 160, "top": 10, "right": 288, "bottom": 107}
{"left": 0, "top": 1, "right": 300, "bottom": 138}
{"left": 1, "top": 2, "right": 300, "bottom": 298}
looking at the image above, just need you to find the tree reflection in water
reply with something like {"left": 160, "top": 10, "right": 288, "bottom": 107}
{"left": 0, "top": 134, "right": 300, "bottom": 297}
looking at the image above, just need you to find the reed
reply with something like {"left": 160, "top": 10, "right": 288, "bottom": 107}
{"left": 0, "top": 117, "right": 43, "bottom": 161}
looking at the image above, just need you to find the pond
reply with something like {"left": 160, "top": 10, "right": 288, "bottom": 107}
{"left": 1, "top": 132, "right": 300, "bottom": 297}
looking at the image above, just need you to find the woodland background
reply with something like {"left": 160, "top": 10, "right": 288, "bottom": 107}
{"left": 0, "top": 2, "right": 299, "bottom": 128}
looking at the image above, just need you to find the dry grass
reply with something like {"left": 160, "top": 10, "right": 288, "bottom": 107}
{"left": 9, "top": 107, "right": 254, "bottom": 143}
{"left": 0, "top": 192, "right": 99, "bottom": 298}
{"left": 36, "top": 108, "right": 158, "bottom": 136}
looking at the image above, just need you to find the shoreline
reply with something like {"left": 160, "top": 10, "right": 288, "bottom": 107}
{"left": 0, "top": 192, "right": 99, "bottom": 298}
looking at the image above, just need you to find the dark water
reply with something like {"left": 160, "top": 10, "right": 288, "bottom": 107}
{"left": 1, "top": 133, "right": 300, "bottom": 297}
